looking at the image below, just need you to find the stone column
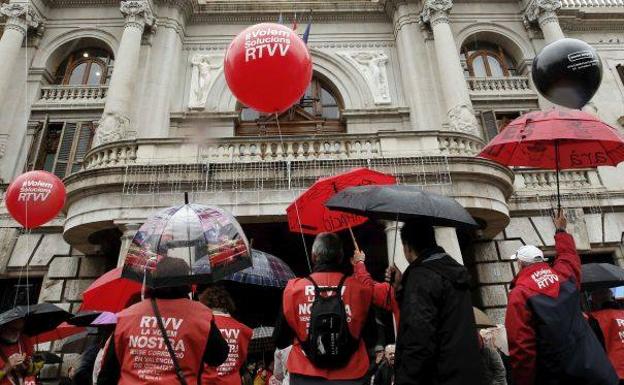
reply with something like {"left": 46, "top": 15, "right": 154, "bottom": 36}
{"left": 434, "top": 227, "right": 463, "bottom": 264}
{"left": 137, "top": 5, "right": 184, "bottom": 138}
{"left": 117, "top": 222, "right": 142, "bottom": 267}
{"left": 384, "top": 221, "right": 409, "bottom": 272}
{"left": 94, "top": 0, "right": 154, "bottom": 146}
{"left": 390, "top": 2, "right": 441, "bottom": 131}
{"left": 524, "top": 0, "right": 564, "bottom": 44}
{"left": 0, "top": 3, "right": 39, "bottom": 106}
{"left": 420, "top": 0, "right": 480, "bottom": 136}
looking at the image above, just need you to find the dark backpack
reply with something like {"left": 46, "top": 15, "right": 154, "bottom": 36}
{"left": 299, "top": 274, "right": 359, "bottom": 369}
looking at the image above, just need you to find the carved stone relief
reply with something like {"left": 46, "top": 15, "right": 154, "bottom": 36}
{"left": 189, "top": 53, "right": 224, "bottom": 109}
{"left": 338, "top": 51, "right": 391, "bottom": 105}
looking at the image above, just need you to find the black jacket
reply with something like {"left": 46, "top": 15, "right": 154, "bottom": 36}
{"left": 373, "top": 362, "right": 394, "bottom": 385}
{"left": 394, "top": 247, "right": 483, "bottom": 385}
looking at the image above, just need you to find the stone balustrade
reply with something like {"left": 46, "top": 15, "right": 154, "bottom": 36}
{"left": 561, "top": 0, "right": 624, "bottom": 7}
{"left": 83, "top": 141, "right": 138, "bottom": 169}
{"left": 514, "top": 169, "right": 602, "bottom": 191}
{"left": 438, "top": 134, "right": 484, "bottom": 156}
{"left": 82, "top": 131, "right": 488, "bottom": 171}
{"left": 200, "top": 136, "right": 382, "bottom": 162}
{"left": 467, "top": 76, "right": 532, "bottom": 94}
{"left": 38, "top": 85, "right": 108, "bottom": 104}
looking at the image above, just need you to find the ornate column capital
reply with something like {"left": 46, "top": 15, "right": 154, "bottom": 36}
{"left": 0, "top": 3, "right": 41, "bottom": 35}
{"left": 419, "top": 0, "right": 453, "bottom": 27}
{"left": 120, "top": 0, "right": 155, "bottom": 30}
{"left": 524, "top": 0, "right": 562, "bottom": 25}
{"left": 94, "top": 112, "right": 132, "bottom": 146}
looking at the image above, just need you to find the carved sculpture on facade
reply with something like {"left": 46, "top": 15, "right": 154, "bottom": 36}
{"left": 338, "top": 51, "right": 391, "bottom": 105}
{"left": 419, "top": 0, "right": 453, "bottom": 26}
{"left": 94, "top": 113, "right": 130, "bottom": 146}
{"left": 0, "top": 3, "right": 40, "bottom": 33}
{"left": 524, "top": 0, "right": 562, "bottom": 24}
{"left": 448, "top": 104, "right": 479, "bottom": 134}
{"left": 120, "top": 0, "right": 155, "bottom": 29}
{"left": 189, "top": 54, "right": 223, "bottom": 109}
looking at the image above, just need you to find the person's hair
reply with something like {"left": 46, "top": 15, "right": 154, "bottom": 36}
{"left": 199, "top": 285, "right": 236, "bottom": 313}
{"left": 150, "top": 258, "right": 191, "bottom": 298}
{"left": 311, "top": 232, "right": 344, "bottom": 265}
{"left": 400, "top": 220, "right": 437, "bottom": 252}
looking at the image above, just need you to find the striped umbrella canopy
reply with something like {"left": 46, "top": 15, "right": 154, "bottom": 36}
{"left": 249, "top": 326, "right": 275, "bottom": 353}
{"left": 224, "top": 249, "right": 295, "bottom": 288}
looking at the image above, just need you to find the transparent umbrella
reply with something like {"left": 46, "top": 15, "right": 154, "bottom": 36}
{"left": 123, "top": 200, "right": 252, "bottom": 288}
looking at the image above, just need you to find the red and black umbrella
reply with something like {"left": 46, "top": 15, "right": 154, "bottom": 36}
{"left": 286, "top": 168, "right": 396, "bottom": 249}
{"left": 81, "top": 267, "right": 142, "bottom": 313}
{"left": 478, "top": 109, "right": 624, "bottom": 209}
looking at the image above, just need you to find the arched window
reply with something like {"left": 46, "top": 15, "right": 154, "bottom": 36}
{"left": 236, "top": 76, "right": 345, "bottom": 136}
{"left": 55, "top": 48, "right": 114, "bottom": 85}
{"left": 461, "top": 42, "right": 516, "bottom": 77}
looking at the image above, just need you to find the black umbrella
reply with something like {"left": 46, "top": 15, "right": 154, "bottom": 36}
{"left": 57, "top": 328, "right": 98, "bottom": 354}
{"left": 67, "top": 311, "right": 103, "bottom": 327}
{"left": 326, "top": 185, "right": 478, "bottom": 228}
{"left": 0, "top": 303, "right": 72, "bottom": 336}
{"left": 581, "top": 263, "right": 624, "bottom": 291}
{"left": 33, "top": 351, "right": 62, "bottom": 364}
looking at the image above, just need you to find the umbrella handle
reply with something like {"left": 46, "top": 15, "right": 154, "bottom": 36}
{"left": 348, "top": 225, "right": 360, "bottom": 253}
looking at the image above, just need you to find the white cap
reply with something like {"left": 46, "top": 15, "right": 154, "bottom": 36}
{"left": 510, "top": 245, "right": 546, "bottom": 264}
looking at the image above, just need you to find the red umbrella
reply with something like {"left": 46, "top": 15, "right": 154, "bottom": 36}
{"left": 286, "top": 168, "right": 396, "bottom": 247}
{"left": 34, "top": 322, "right": 84, "bottom": 343}
{"left": 478, "top": 109, "right": 624, "bottom": 208}
{"left": 81, "top": 267, "right": 142, "bottom": 313}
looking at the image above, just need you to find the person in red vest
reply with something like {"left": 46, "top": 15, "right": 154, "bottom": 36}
{"left": 505, "top": 212, "right": 617, "bottom": 385}
{"left": 97, "top": 258, "right": 229, "bottom": 385}
{"left": 589, "top": 288, "right": 624, "bottom": 383}
{"left": 0, "top": 319, "right": 43, "bottom": 385}
{"left": 199, "top": 285, "right": 252, "bottom": 385}
{"left": 274, "top": 232, "right": 376, "bottom": 385}
{"left": 351, "top": 250, "right": 401, "bottom": 329}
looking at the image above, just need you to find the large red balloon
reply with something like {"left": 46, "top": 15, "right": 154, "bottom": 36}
{"left": 5, "top": 171, "right": 66, "bottom": 229}
{"left": 225, "top": 23, "right": 313, "bottom": 114}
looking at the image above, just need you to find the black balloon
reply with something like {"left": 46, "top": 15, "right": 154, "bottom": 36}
{"left": 532, "top": 38, "right": 602, "bottom": 109}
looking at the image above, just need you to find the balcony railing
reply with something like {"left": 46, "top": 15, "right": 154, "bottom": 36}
{"left": 467, "top": 76, "right": 532, "bottom": 94}
{"left": 561, "top": 0, "right": 624, "bottom": 7}
{"left": 82, "top": 131, "right": 486, "bottom": 170}
{"left": 38, "top": 85, "right": 108, "bottom": 104}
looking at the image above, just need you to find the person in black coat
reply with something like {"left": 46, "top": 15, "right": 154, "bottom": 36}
{"left": 393, "top": 221, "right": 483, "bottom": 385}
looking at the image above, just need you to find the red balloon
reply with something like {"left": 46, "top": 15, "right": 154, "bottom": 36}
{"left": 225, "top": 23, "right": 313, "bottom": 114}
{"left": 5, "top": 171, "right": 66, "bottom": 229}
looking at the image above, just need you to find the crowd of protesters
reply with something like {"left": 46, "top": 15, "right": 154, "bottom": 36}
{"left": 2, "top": 211, "right": 624, "bottom": 385}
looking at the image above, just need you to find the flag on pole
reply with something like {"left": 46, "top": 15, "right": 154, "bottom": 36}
{"left": 302, "top": 12, "right": 312, "bottom": 44}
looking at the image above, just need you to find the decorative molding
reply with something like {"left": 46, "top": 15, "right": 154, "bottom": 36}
{"left": 120, "top": 0, "right": 155, "bottom": 29}
{"left": 0, "top": 134, "right": 8, "bottom": 160}
{"left": 448, "top": 104, "right": 479, "bottom": 135}
{"left": 419, "top": 0, "right": 453, "bottom": 27}
{"left": 0, "top": 3, "right": 41, "bottom": 34}
{"left": 524, "top": 0, "right": 562, "bottom": 24}
{"left": 338, "top": 51, "right": 391, "bottom": 105}
{"left": 188, "top": 53, "right": 223, "bottom": 110}
{"left": 94, "top": 112, "right": 131, "bottom": 146}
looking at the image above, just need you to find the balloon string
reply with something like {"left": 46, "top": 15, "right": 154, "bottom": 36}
{"left": 275, "top": 112, "right": 312, "bottom": 273}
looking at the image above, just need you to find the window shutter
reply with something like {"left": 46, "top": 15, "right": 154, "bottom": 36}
{"left": 70, "top": 122, "right": 95, "bottom": 174}
{"left": 26, "top": 119, "right": 46, "bottom": 171}
{"left": 53, "top": 122, "right": 76, "bottom": 179}
{"left": 617, "top": 64, "right": 624, "bottom": 86}
{"left": 481, "top": 110, "right": 498, "bottom": 141}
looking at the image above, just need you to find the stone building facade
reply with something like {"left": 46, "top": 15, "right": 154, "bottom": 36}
{"left": 0, "top": 0, "right": 624, "bottom": 355}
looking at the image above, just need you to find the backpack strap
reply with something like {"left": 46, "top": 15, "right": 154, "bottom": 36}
{"left": 307, "top": 274, "right": 348, "bottom": 297}
{"left": 150, "top": 298, "right": 188, "bottom": 385}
